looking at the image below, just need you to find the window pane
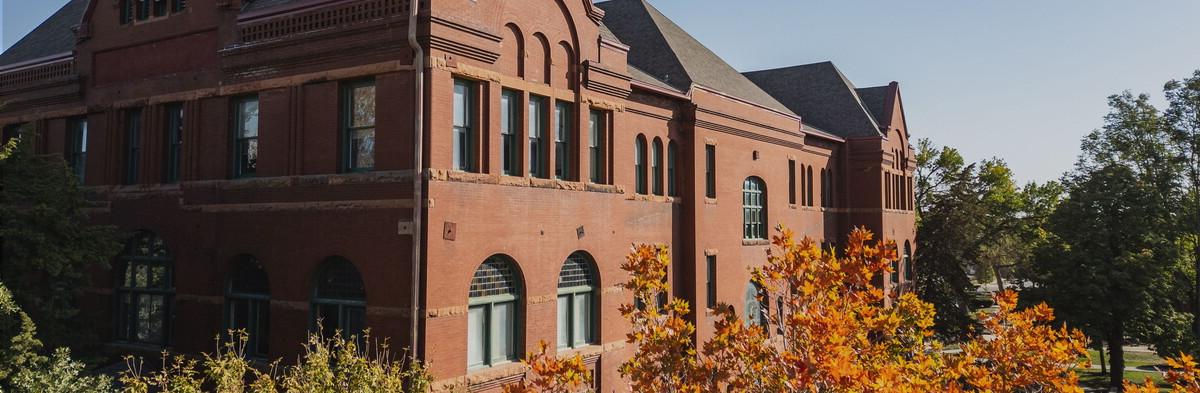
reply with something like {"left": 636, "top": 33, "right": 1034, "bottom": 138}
{"left": 557, "top": 295, "right": 570, "bottom": 348}
{"left": 137, "top": 294, "right": 165, "bottom": 343}
{"left": 573, "top": 293, "right": 591, "bottom": 346}
{"left": 467, "top": 305, "right": 485, "bottom": 367}
{"left": 453, "top": 81, "right": 469, "bottom": 128}
{"left": 240, "top": 139, "right": 258, "bottom": 174}
{"left": 501, "top": 91, "right": 519, "bottom": 176}
{"left": 351, "top": 85, "right": 376, "bottom": 128}
{"left": 253, "top": 299, "right": 270, "bottom": 356}
{"left": 492, "top": 301, "right": 515, "bottom": 363}
{"left": 352, "top": 128, "right": 375, "bottom": 169}
{"left": 317, "top": 304, "right": 341, "bottom": 338}
{"left": 345, "top": 306, "right": 366, "bottom": 337}
{"left": 239, "top": 99, "right": 259, "bottom": 138}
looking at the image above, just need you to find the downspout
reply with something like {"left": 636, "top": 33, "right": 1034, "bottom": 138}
{"left": 407, "top": 0, "right": 425, "bottom": 362}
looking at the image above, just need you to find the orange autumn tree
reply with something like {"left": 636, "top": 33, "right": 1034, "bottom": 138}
{"left": 507, "top": 226, "right": 1090, "bottom": 392}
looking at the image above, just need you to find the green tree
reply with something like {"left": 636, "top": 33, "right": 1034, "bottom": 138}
{"left": 0, "top": 134, "right": 121, "bottom": 350}
{"left": 914, "top": 139, "right": 1057, "bottom": 338}
{"left": 0, "top": 280, "right": 112, "bottom": 393}
{"left": 1028, "top": 92, "right": 1183, "bottom": 390}
{"left": 1164, "top": 70, "right": 1200, "bottom": 339}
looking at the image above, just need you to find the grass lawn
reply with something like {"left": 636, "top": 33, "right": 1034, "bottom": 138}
{"left": 1078, "top": 369, "right": 1168, "bottom": 391}
{"left": 1083, "top": 349, "right": 1166, "bottom": 369}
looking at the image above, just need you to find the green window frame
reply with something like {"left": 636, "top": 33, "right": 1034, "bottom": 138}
{"left": 115, "top": 231, "right": 173, "bottom": 346}
{"left": 588, "top": 110, "right": 606, "bottom": 184}
{"left": 651, "top": 138, "right": 663, "bottom": 195}
{"left": 468, "top": 256, "right": 522, "bottom": 370}
{"left": 705, "top": 144, "right": 716, "bottom": 198}
{"left": 164, "top": 103, "right": 183, "bottom": 183}
{"left": 554, "top": 101, "right": 573, "bottom": 180}
{"left": 67, "top": 118, "right": 88, "bottom": 182}
{"left": 233, "top": 96, "right": 259, "bottom": 178}
{"left": 667, "top": 141, "right": 677, "bottom": 196}
{"left": 453, "top": 78, "right": 476, "bottom": 172}
{"left": 226, "top": 255, "right": 270, "bottom": 358}
{"left": 557, "top": 252, "right": 597, "bottom": 350}
{"left": 342, "top": 80, "right": 376, "bottom": 172}
{"left": 788, "top": 160, "right": 796, "bottom": 205}
{"left": 743, "top": 177, "right": 767, "bottom": 239}
{"left": 501, "top": 90, "right": 521, "bottom": 176}
{"left": 634, "top": 135, "right": 647, "bottom": 194}
{"left": 706, "top": 255, "right": 716, "bottom": 309}
{"left": 528, "top": 95, "right": 548, "bottom": 178}
{"left": 126, "top": 109, "right": 143, "bottom": 184}
{"left": 311, "top": 257, "right": 367, "bottom": 339}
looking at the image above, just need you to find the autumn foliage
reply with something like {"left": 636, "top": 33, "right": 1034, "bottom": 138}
{"left": 508, "top": 226, "right": 1093, "bottom": 392}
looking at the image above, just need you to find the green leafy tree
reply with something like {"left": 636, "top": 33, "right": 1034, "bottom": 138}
{"left": 1164, "top": 70, "right": 1200, "bottom": 339}
{"left": 1028, "top": 92, "right": 1183, "bottom": 390}
{"left": 0, "top": 280, "right": 112, "bottom": 393}
{"left": 0, "top": 134, "right": 121, "bottom": 350}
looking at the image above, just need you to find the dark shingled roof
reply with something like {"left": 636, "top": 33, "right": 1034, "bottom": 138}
{"left": 596, "top": 0, "right": 793, "bottom": 115}
{"left": 598, "top": 22, "right": 622, "bottom": 44}
{"left": 743, "top": 61, "right": 883, "bottom": 138}
{"left": 855, "top": 86, "right": 891, "bottom": 126}
{"left": 0, "top": 0, "right": 86, "bottom": 68}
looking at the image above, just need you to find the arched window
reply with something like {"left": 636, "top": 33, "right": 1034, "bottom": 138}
{"left": 311, "top": 257, "right": 366, "bottom": 338}
{"left": 469, "top": 255, "right": 522, "bottom": 369}
{"left": 743, "top": 177, "right": 767, "bottom": 239}
{"left": 903, "top": 241, "right": 913, "bottom": 282}
{"left": 651, "top": 138, "right": 664, "bottom": 195}
{"left": 806, "top": 166, "right": 814, "bottom": 207}
{"left": 226, "top": 255, "right": 270, "bottom": 357}
{"left": 667, "top": 141, "right": 678, "bottom": 196}
{"left": 558, "top": 252, "right": 598, "bottom": 349}
{"left": 115, "top": 231, "right": 174, "bottom": 346}
{"left": 743, "top": 282, "right": 768, "bottom": 328}
{"left": 820, "top": 169, "right": 827, "bottom": 207}
{"left": 634, "top": 135, "right": 647, "bottom": 194}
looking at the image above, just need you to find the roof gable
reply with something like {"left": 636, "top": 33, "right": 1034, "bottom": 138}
{"left": 596, "top": 0, "right": 792, "bottom": 114}
{"left": 743, "top": 61, "right": 882, "bottom": 138}
{"left": 0, "top": 0, "right": 87, "bottom": 69}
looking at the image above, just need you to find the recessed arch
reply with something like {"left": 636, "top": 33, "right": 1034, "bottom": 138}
{"left": 502, "top": 23, "right": 526, "bottom": 79}
{"left": 743, "top": 176, "right": 767, "bottom": 239}
{"left": 651, "top": 137, "right": 664, "bottom": 195}
{"left": 311, "top": 256, "right": 366, "bottom": 338}
{"left": 557, "top": 251, "right": 598, "bottom": 349}
{"left": 531, "top": 33, "right": 551, "bottom": 85}
{"left": 468, "top": 254, "right": 524, "bottom": 369}
{"left": 634, "top": 134, "right": 648, "bottom": 194}
{"left": 555, "top": 40, "right": 576, "bottom": 89}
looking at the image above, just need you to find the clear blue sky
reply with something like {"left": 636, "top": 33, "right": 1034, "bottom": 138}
{"left": 4, "top": 1, "right": 1199, "bottom": 184}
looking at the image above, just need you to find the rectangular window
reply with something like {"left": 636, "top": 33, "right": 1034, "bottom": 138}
{"left": 588, "top": 110, "right": 606, "bottom": 183}
{"left": 171, "top": 0, "right": 187, "bottom": 13}
{"left": 501, "top": 90, "right": 521, "bottom": 176}
{"left": 164, "top": 103, "right": 183, "bottom": 183}
{"left": 233, "top": 96, "right": 259, "bottom": 178}
{"left": 136, "top": 0, "right": 151, "bottom": 21}
{"left": 667, "top": 142, "right": 677, "bottom": 196}
{"left": 706, "top": 255, "right": 717, "bottom": 309}
{"left": 67, "top": 118, "right": 88, "bottom": 182}
{"left": 556, "top": 296, "right": 570, "bottom": 349}
{"left": 529, "top": 96, "right": 548, "bottom": 178}
{"left": 554, "top": 101, "right": 572, "bottom": 180}
{"left": 153, "top": 0, "right": 168, "bottom": 17}
{"left": 788, "top": 160, "right": 796, "bottom": 205}
{"left": 343, "top": 81, "right": 376, "bottom": 172}
{"left": 453, "top": 79, "right": 476, "bottom": 172}
{"left": 704, "top": 144, "right": 716, "bottom": 198}
{"left": 125, "top": 109, "right": 143, "bottom": 184}
{"left": 467, "top": 305, "right": 485, "bottom": 367}
{"left": 491, "top": 302, "right": 515, "bottom": 364}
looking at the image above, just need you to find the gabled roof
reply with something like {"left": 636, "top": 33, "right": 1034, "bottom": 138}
{"left": 855, "top": 86, "right": 891, "bottom": 126}
{"left": 743, "top": 61, "right": 884, "bottom": 138}
{"left": 596, "top": 0, "right": 793, "bottom": 115}
{"left": 0, "top": 0, "right": 86, "bottom": 69}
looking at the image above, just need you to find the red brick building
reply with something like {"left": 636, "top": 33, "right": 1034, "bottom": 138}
{"left": 0, "top": 0, "right": 915, "bottom": 390}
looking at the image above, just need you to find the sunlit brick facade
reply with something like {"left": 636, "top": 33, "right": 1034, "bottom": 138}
{"left": 0, "top": 0, "right": 915, "bottom": 390}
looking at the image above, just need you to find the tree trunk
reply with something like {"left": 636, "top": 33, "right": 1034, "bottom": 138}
{"left": 990, "top": 261, "right": 1006, "bottom": 292}
{"left": 1098, "top": 340, "right": 1107, "bottom": 375}
{"left": 1108, "top": 326, "right": 1125, "bottom": 392}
